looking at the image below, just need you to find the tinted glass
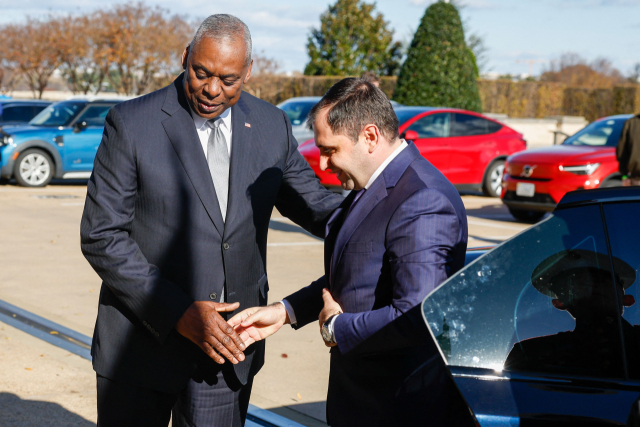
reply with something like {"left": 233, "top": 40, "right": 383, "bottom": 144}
{"left": 395, "top": 109, "right": 430, "bottom": 126}
{"left": 451, "top": 113, "right": 496, "bottom": 136}
{"left": 77, "top": 105, "right": 113, "bottom": 126}
{"left": 30, "top": 102, "right": 86, "bottom": 127}
{"left": 603, "top": 201, "right": 640, "bottom": 380}
{"left": 1, "top": 106, "right": 37, "bottom": 123}
{"left": 562, "top": 118, "right": 626, "bottom": 147}
{"left": 407, "top": 113, "right": 450, "bottom": 138}
{"left": 279, "top": 101, "right": 316, "bottom": 126}
{"left": 423, "top": 205, "right": 625, "bottom": 379}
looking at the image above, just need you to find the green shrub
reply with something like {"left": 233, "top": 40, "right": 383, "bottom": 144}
{"left": 393, "top": 2, "right": 482, "bottom": 112}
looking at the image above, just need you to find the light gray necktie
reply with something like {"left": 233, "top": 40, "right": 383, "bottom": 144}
{"left": 207, "top": 118, "right": 230, "bottom": 222}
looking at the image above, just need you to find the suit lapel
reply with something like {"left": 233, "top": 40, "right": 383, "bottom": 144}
{"left": 161, "top": 75, "right": 225, "bottom": 236}
{"left": 223, "top": 97, "right": 253, "bottom": 236}
{"left": 330, "top": 180, "right": 388, "bottom": 287}
{"left": 324, "top": 192, "right": 355, "bottom": 284}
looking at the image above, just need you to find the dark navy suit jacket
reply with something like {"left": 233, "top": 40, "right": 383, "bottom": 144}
{"left": 286, "top": 143, "right": 472, "bottom": 426}
{"left": 80, "top": 75, "right": 342, "bottom": 393}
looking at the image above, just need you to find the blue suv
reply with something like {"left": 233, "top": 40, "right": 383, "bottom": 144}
{"left": 0, "top": 99, "right": 122, "bottom": 187}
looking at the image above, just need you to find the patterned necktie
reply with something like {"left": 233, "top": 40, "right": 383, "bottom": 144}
{"left": 207, "top": 118, "right": 230, "bottom": 222}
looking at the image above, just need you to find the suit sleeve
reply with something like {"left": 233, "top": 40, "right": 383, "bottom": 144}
{"left": 284, "top": 276, "right": 327, "bottom": 329}
{"left": 80, "top": 107, "right": 193, "bottom": 344}
{"left": 333, "top": 187, "right": 463, "bottom": 355}
{"left": 274, "top": 110, "right": 343, "bottom": 238}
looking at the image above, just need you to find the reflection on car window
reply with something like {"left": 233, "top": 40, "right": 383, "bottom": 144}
{"left": 451, "top": 113, "right": 498, "bottom": 137}
{"left": 408, "top": 113, "right": 450, "bottom": 138}
{"left": 279, "top": 101, "right": 315, "bottom": 126}
{"left": 562, "top": 119, "right": 626, "bottom": 147}
{"left": 423, "top": 205, "right": 625, "bottom": 379}
{"left": 77, "top": 105, "right": 113, "bottom": 127}
{"left": 603, "top": 202, "right": 640, "bottom": 380}
{"left": 30, "top": 102, "right": 86, "bottom": 127}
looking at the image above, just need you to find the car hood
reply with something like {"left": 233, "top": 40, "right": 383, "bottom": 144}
{"left": 508, "top": 145, "right": 614, "bottom": 165}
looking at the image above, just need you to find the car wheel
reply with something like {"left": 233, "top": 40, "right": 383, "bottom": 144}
{"left": 14, "top": 149, "right": 54, "bottom": 187}
{"left": 508, "top": 207, "right": 546, "bottom": 223}
{"left": 482, "top": 160, "right": 505, "bottom": 197}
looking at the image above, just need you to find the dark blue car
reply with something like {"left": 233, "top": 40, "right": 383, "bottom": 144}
{"left": 423, "top": 187, "right": 640, "bottom": 426}
{"left": 0, "top": 99, "right": 51, "bottom": 126}
{"left": 0, "top": 99, "right": 122, "bottom": 187}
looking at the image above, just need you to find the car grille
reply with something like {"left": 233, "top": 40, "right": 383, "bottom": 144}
{"left": 511, "top": 176, "right": 551, "bottom": 182}
{"left": 503, "top": 191, "right": 555, "bottom": 204}
{"left": 509, "top": 163, "right": 556, "bottom": 180}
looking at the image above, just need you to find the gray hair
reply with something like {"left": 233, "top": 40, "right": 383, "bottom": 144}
{"left": 191, "top": 14, "right": 252, "bottom": 66}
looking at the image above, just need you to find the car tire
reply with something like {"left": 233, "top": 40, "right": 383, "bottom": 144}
{"left": 508, "top": 207, "right": 545, "bottom": 223}
{"left": 14, "top": 149, "right": 54, "bottom": 188}
{"left": 482, "top": 160, "right": 505, "bottom": 198}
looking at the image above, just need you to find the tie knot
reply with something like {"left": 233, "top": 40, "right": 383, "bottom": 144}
{"left": 208, "top": 117, "right": 222, "bottom": 130}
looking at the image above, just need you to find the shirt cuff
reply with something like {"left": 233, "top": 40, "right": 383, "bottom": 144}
{"left": 279, "top": 299, "right": 297, "bottom": 326}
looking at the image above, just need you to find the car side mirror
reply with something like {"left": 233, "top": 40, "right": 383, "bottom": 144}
{"left": 403, "top": 130, "right": 419, "bottom": 141}
{"left": 73, "top": 121, "right": 88, "bottom": 133}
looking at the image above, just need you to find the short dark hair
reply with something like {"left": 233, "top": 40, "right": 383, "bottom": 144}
{"left": 192, "top": 14, "right": 252, "bottom": 67}
{"left": 307, "top": 78, "right": 399, "bottom": 143}
{"left": 360, "top": 71, "right": 380, "bottom": 85}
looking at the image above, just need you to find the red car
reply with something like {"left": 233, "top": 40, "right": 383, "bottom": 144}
{"left": 298, "top": 107, "right": 527, "bottom": 197}
{"left": 501, "top": 114, "right": 632, "bottom": 222}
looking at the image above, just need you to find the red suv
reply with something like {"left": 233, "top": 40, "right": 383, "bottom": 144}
{"left": 501, "top": 114, "right": 632, "bottom": 222}
{"left": 298, "top": 107, "right": 527, "bottom": 197}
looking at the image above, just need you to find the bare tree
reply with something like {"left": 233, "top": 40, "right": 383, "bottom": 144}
{"left": 541, "top": 53, "right": 626, "bottom": 88}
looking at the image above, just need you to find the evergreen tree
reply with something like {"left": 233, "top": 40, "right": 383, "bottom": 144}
{"left": 304, "top": 0, "right": 402, "bottom": 76}
{"left": 393, "top": 1, "right": 482, "bottom": 111}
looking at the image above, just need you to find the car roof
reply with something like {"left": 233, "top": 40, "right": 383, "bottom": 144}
{"left": 0, "top": 99, "right": 52, "bottom": 105}
{"left": 596, "top": 114, "right": 635, "bottom": 121}
{"left": 279, "top": 97, "right": 322, "bottom": 103}
{"left": 557, "top": 187, "right": 640, "bottom": 209}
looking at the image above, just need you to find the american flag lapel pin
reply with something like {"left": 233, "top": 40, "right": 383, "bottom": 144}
{"left": 245, "top": 122, "right": 251, "bottom": 128}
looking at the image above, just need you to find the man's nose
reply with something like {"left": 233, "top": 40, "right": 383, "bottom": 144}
{"left": 319, "top": 155, "right": 329, "bottom": 171}
{"left": 204, "top": 78, "right": 222, "bottom": 98}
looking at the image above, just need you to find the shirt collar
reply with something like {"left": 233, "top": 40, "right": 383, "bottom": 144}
{"left": 363, "top": 140, "right": 408, "bottom": 190}
{"left": 190, "top": 105, "right": 232, "bottom": 132}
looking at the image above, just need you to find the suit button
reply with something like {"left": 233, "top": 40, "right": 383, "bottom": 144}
{"left": 209, "top": 292, "right": 217, "bottom": 300}
{"left": 155, "top": 332, "right": 159, "bottom": 337}
{"left": 143, "top": 321, "right": 148, "bottom": 326}
{"left": 223, "top": 242, "right": 230, "bottom": 250}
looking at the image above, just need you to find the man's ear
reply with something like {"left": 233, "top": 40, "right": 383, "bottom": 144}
{"left": 181, "top": 45, "right": 190, "bottom": 70}
{"left": 362, "top": 124, "right": 380, "bottom": 153}
{"left": 243, "top": 59, "right": 253, "bottom": 84}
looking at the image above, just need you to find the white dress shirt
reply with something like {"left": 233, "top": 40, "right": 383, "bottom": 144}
{"left": 281, "top": 140, "right": 409, "bottom": 339}
{"left": 190, "top": 106, "right": 233, "bottom": 157}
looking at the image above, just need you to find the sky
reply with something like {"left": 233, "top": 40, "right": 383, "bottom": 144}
{"left": 1, "top": 0, "right": 639, "bottom": 77}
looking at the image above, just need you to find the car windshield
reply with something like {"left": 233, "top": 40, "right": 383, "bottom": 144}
{"left": 29, "top": 102, "right": 87, "bottom": 127}
{"left": 562, "top": 118, "right": 626, "bottom": 147}
{"left": 422, "top": 204, "right": 629, "bottom": 379}
{"left": 279, "top": 101, "right": 317, "bottom": 126}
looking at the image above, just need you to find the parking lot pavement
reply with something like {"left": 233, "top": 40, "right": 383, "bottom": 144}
{"left": 0, "top": 184, "right": 536, "bottom": 426}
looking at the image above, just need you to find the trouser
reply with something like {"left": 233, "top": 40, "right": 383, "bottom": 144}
{"left": 96, "top": 363, "right": 253, "bottom": 427}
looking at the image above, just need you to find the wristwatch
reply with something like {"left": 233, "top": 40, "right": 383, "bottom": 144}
{"left": 322, "top": 314, "right": 338, "bottom": 344}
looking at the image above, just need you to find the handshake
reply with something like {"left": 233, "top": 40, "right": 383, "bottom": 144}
{"left": 175, "top": 288, "right": 343, "bottom": 365}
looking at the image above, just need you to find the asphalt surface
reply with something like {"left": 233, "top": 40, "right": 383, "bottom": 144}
{"left": 0, "top": 183, "right": 537, "bottom": 426}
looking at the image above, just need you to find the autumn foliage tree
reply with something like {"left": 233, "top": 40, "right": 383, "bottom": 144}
{"left": 540, "top": 53, "right": 627, "bottom": 88}
{"left": 304, "top": 0, "right": 402, "bottom": 76}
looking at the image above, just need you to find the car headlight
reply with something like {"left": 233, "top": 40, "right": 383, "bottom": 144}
{"left": 560, "top": 163, "right": 600, "bottom": 175}
{"left": 0, "top": 134, "right": 13, "bottom": 146}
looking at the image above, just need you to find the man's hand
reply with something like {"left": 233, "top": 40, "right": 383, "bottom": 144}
{"left": 319, "top": 288, "right": 343, "bottom": 348}
{"left": 228, "top": 303, "right": 290, "bottom": 347}
{"left": 175, "top": 301, "right": 246, "bottom": 365}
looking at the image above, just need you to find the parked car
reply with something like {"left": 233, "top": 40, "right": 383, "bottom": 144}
{"left": 299, "top": 107, "right": 527, "bottom": 197}
{"left": 422, "top": 186, "right": 640, "bottom": 426}
{"left": 501, "top": 114, "right": 631, "bottom": 222}
{"left": 277, "top": 96, "right": 321, "bottom": 145}
{"left": 0, "top": 98, "right": 122, "bottom": 187}
{"left": 0, "top": 99, "right": 51, "bottom": 127}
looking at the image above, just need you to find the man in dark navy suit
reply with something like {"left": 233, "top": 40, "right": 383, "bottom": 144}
{"left": 230, "top": 78, "right": 472, "bottom": 426}
{"left": 80, "top": 14, "right": 341, "bottom": 427}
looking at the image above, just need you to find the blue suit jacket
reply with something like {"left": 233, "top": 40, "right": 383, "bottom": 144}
{"left": 80, "top": 75, "right": 342, "bottom": 393}
{"left": 286, "top": 143, "right": 471, "bottom": 426}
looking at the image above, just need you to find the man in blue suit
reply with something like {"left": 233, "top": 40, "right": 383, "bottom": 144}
{"left": 80, "top": 15, "right": 341, "bottom": 427}
{"left": 230, "top": 78, "right": 471, "bottom": 426}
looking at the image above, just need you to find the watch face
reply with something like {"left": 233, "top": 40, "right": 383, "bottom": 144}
{"left": 322, "top": 324, "right": 332, "bottom": 342}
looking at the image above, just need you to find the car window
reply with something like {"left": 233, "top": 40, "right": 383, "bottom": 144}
{"left": 423, "top": 205, "right": 625, "bottom": 379}
{"left": 451, "top": 113, "right": 499, "bottom": 136}
{"left": 562, "top": 118, "right": 626, "bottom": 147}
{"left": 76, "top": 105, "right": 113, "bottom": 127}
{"left": 30, "top": 102, "right": 86, "bottom": 127}
{"left": 279, "top": 101, "right": 316, "bottom": 126}
{"left": 1, "top": 106, "right": 36, "bottom": 123}
{"left": 407, "top": 113, "right": 450, "bottom": 138}
{"left": 603, "top": 201, "right": 640, "bottom": 380}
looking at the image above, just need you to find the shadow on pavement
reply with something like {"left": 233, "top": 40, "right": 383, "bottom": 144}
{"left": 269, "top": 220, "right": 322, "bottom": 240}
{"left": 0, "top": 392, "right": 95, "bottom": 426}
